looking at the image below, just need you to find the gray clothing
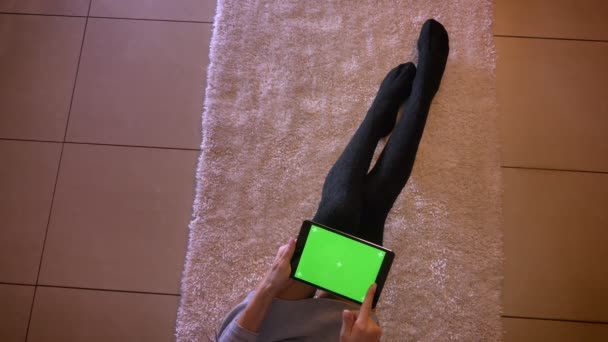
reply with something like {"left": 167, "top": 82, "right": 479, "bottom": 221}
{"left": 217, "top": 291, "right": 369, "bottom": 342}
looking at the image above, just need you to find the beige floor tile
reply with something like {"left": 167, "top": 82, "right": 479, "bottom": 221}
{"left": 28, "top": 287, "right": 178, "bottom": 342}
{"left": 67, "top": 18, "right": 211, "bottom": 149}
{"left": 0, "top": 0, "right": 90, "bottom": 16}
{"left": 0, "top": 284, "right": 35, "bottom": 342}
{"left": 0, "top": 15, "right": 85, "bottom": 141}
{"left": 90, "top": 0, "right": 216, "bottom": 22}
{"left": 503, "top": 168, "right": 608, "bottom": 322}
{"left": 38, "top": 144, "right": 196, "bottom": 294}
{"left": 495, "top": 0, "right": 608, "bottom": 41}
{"left": 504, "top": 317, "right": 608, "bottom": 342}
{"left": 497, "top": 37, "right": 608, "bottom": 172}
{"left": 0, "top": 141, "right": 61, "bottom": 284}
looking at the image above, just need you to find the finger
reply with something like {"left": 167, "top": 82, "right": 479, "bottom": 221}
{"left": 277, "top": 239, "right": 293, "bottom": 262}
{"left": 274, "top": 246, "right": 285, "bottom": 261}
{"left": 340, "top": 310, "right": 354, "bottom": 338}
{"left": 275, "top": 239, "right": 296, "bottom": 266}
{"left": 276, "top": 246, "right": 285, "bottom": 259}
{"left": 277, "top": 242, "right": 290, "bottom": 259}
{"left": 357, "top": 283, "right": 376, "bottom": 322}
{"left": 283, "top": 238, "right": 296, "bottom": 260}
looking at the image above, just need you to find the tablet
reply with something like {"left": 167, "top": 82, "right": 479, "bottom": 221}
{"left": 290, "top": 220, "right": 394, "bottom": 307}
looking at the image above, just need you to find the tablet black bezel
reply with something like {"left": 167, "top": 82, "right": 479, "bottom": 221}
{"left": 289, "top": 220, "right": 395, "bottom": 308}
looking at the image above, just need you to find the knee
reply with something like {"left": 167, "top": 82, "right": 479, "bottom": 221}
{"left": 314, "top": 190, "right": 360, "bottom": 229}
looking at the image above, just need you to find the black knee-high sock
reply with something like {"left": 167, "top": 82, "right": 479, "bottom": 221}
{"left": 360, "top": 19, "right": 450, "bottom": 243}
{"left": 313, "top": 63, "right": 417, "bottom": 235}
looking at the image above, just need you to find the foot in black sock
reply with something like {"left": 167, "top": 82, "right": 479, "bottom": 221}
{"left": 357, "top": 20, "right": 449, "bottom": 242}
{"left": 367, "top": 62, "right": 416, "bottom": 138}
{"left": 312, "top": 62, "right": 415, "bottom": 233}
{"left": 414, "top": 19, "right": 449, "bottom": 102}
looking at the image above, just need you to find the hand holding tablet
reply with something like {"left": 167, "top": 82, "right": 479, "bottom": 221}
{"left": 289, "top": 220, "right": 394, "bottom": 308}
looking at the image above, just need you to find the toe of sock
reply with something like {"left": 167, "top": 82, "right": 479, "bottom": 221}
{"left": 419, "top": 19, "right": 449, "bottom": 55}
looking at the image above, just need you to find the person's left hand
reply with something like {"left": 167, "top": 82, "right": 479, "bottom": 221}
{"left": 258, "top": 238, "right": 296, "bottom": 296}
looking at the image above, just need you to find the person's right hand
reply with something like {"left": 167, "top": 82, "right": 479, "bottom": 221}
{"left": 339, "top": 284, "right": 382, "bottom": 342}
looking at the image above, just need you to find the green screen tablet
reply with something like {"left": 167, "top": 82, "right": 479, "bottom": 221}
{"left": 290, "top": 220, "right": 394, "bottom": 307}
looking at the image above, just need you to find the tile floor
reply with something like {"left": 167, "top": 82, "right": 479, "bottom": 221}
{"left": 1, "top": 1, "right": 213, "bottom": 341}
{"left": 0, "top": 0, "right": 607, "bottom": 341}
{"left": 496, "top": 0, "right": 608, "bottom": 340}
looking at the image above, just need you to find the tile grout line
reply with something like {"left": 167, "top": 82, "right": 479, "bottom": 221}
{"left": 5, "top": 137, "right": 608, "bottom": 173}
{"left": 37, "top": 284, "right": 181, "bottom": 297}
{"left": 501, "top": 165, "right": 608, "bottom": 175}
{"left": 502, "top": 315, "right": 608, "bottom": 325}
{"left": 494, "top": 34, "right": 608, "bottom": 43}
{"left": 8, "top": 279, "right": 608, "bottom": 324}
{"left": 0, "top": 11, "right": 212, "bottom": 24}
{"left": 0, "top": 11, "right": 83, "bottom": 18}
{"left": 2, "top": 13, "right": 605, "bottom": 40}
{"left": 0, "top": 137, "right": 201, "bottom": 152}
{"left": 0, "top": 281, "right": 180, "bottom": 297}
{"left": 64, "top": 140, "right": 201, "bottom": 151}
{"left": 90, "top": 15, "right": 212, "bottom": 24}
{"left": 20, "top": 128, "right": 66, "bottom": 342}
{"left": 23, "top": 1, "right": 94, "bottom": 340}
{"left": 0, "top": 137, "right": 62, "bottom": 144}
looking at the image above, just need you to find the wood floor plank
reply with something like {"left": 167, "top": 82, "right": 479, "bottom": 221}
{"left": 504, "top": 317, "right": 608, "bottom": 341}
{"left": 495, "top": 0, "right": 608, "bottom": 41}
{"left": 503, "top": 168, "right": 608, "bottom": 322}
{"left": 497, "top": 37, "right": 608, "bottom": 172}
{"left": 28, "top": 287, "right": 179, "bottom": 342}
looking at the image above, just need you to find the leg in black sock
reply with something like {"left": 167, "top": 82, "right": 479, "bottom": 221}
{"left": 359, "top": 19, "right": 450, "bottom": 244}
{"left": 313, "top": 63, "right": 417, "bottom": 235}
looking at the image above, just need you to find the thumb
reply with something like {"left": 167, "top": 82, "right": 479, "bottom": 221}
{"left": 340, "top": 310, "right": 354, "bottom": 339}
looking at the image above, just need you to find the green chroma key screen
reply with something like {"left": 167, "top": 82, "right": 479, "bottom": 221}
{"left": 294, "top": 224, "right": 386, "bottom": 302}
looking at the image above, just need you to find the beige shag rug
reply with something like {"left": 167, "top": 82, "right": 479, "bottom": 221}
{"left": 177, "top": 0, "right": 502, "bottom": 341}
